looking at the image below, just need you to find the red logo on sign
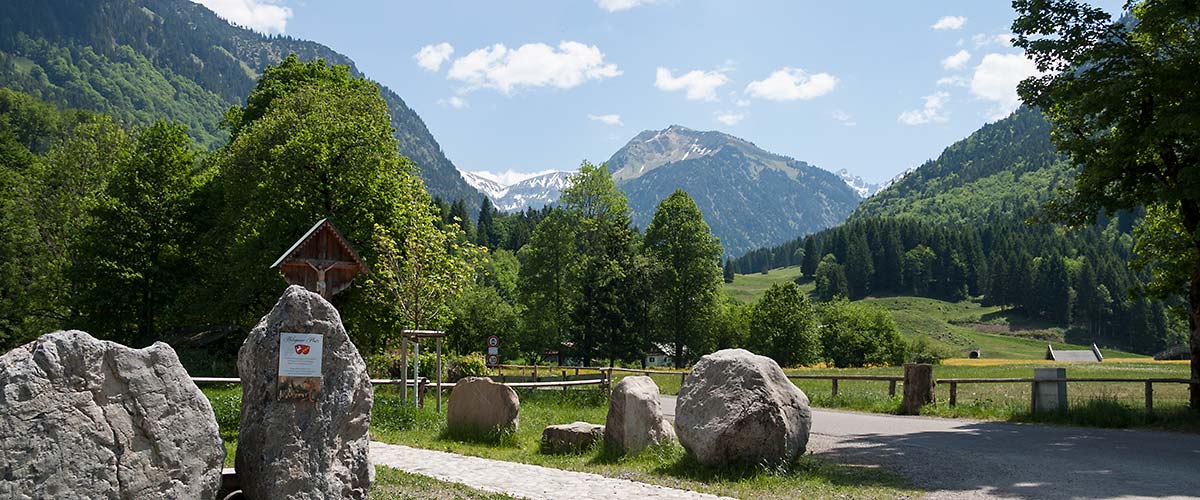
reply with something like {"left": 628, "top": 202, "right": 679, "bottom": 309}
{"left": 294, "top": 344, "right": 311, "bottom": 355}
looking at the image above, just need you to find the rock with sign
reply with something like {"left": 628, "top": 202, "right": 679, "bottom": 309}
{"left": 0, "top": 330, "right": 224, "bottom": 499}
{"left": 237, "top": 285, "right": 374, "bottom": 499}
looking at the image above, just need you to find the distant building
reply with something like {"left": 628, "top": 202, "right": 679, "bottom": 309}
{"left": 645, "top": 342, "right": 684, "bottom": 368}
{"left": 1045, "top": 344, "right": 1103, "bottom": 362}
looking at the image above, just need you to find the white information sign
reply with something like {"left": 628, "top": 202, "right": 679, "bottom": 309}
{"left": 279, "top": 333, "right": 323, "bottom": 378}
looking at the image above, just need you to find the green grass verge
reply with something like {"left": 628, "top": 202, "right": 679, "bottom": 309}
{"left": 202, "top": 386, "right": 918, "bottom": 500}
{"left": 370, "top": 466, "right": 519, "bottom": 499}
{"left": 369, "top": 388, "right": 919, "bottom": 500}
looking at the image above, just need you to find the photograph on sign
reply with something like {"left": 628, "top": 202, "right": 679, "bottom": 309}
{"left": 278, "top": 332, "right": 323, "bottom": 401}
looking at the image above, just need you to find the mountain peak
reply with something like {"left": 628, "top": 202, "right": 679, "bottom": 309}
{"left": 460, "top": 170, "right": 572, "bottom": 212}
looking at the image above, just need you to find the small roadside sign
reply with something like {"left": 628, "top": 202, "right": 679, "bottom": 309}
{"left": 487, "top": 335, "right": 499, "bottom": 348}
{"left": 486, "top": 354, "right": 499, "bottom": 367}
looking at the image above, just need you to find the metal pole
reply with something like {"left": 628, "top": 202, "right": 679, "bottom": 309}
{"left": 436, "top": 337, "right": 443, "bottom": 412}
{"left": 400, "top": 337, "right": 408, "bottom": 403}
{"left": 413, "top": 339, "right": 420, "bottom": 408}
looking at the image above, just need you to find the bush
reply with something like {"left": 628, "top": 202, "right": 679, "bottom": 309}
{"left": 447, "top": 352, "right": 490, "bottom": 382}
{"left": 817, "top": 299, "right": 906, "bottom": 367}
{"left": 906, "top": 336, "right": 953, "bottom": 364}
{"left": 748, "top": 282, "right": 821, "bottom": 367}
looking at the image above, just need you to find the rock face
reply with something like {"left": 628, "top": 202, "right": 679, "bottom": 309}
{"left": 0, "top": 330, "right": 224, "bottom": 499}
{"left": 541, "top": 422, "right": 604, "bottom": 453}
{"left": 237, "top": 285, "right": 373, "bottom": 499}
{"left": 446, "top": 377, "right": 519, "bottom": 435}
{"left": 604, "top": 375, "right": 675, "bottom": 454}
{"left": 675, "top": 349, "right": 811, "bottom": 467}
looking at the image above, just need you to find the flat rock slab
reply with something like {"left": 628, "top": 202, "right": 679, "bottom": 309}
{"left": 372, "top": 442, "right": 736, "bottom": 500}
{"left": 542, "top": 422, "right": 604, "bottom": 453}
{"left": 0, "top": 330, "right": 224, "bottom": 499}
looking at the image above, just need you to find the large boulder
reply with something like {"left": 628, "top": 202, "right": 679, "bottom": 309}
{"left": 0, "top": 330, "right": 224, "bottom": 499}
{"left": 237, "top": 285, "right": 373, "bottom": 500}
{"left": 675, "top": 349, "right": 811, "bottom": 467}
{"left": 446, "top": 377, "right": 519, "bottom": 435}
{"left": 604, "top": 375, "right": 675, "bottom": 454}
{"left": 541, "top": 422, "right": 604, "bottom": 453}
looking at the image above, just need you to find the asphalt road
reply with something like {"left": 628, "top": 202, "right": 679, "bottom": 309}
{"left": 659, "top": 395, "right": 1200, "bottom": 500}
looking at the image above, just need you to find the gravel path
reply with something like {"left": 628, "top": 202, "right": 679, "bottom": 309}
{"left": 371, "top": 442, "right": 736, "bottom": 500}
{"left": 663, "top": 395, "right": 1200, "bottom": 500}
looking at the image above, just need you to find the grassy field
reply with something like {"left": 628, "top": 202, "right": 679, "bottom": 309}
{"left": 204, "top": 387, "right": 919, "bottom": 500}
{"left": 371, "top": 467, "right": 518, "bottom": 499}
{"left": 722, "top": 266, "right": 1143, "bottom": 359}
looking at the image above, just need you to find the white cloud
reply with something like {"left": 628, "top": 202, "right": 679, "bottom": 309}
{"left": 831, "top": 110, "right": 856, "bottom": 127}
{"left": 744, "top": 68, "right": 837, "bottom": 101}
{"left": 937, "top": 75, "right": 969, "bottom": 87}
{"left": 972, "top": 33, "right": 1015, "bottom": 48}
{"left": 932, "top": 15, "right": 967, "bottom": 30}
{"left": 192, "top": 0, "right": 291, "bottom": 33}
{"left": 414, "top": 43, "right": 454, "bottom": 72}
{"left": 735, "top": 98, "right": 751, "bottom": 107}
{"left": 447, "top": 42, "right": 621, "bottom": 93}
{"left": 941, "top": 49, "right": 971, "bottom": 71}
{"left": 588, "top": 113, "right": 623, "bottom": 126}
{"left": 438, "top": 96, "right": 468, "bottom": 109}
{"left": 898, "top": 92, "right": 950, "bottom": 125}
{"left": 715, "top": 112, "right": 745, "bottom": 126}
{"left": 654, "top": 68, "right": 729, "bottom": 101}
{"left": 970, "top": 53, "right": 1040, "bottom": 119}
{"left": 596, "top": 0, "right": 656, "bottom": 12}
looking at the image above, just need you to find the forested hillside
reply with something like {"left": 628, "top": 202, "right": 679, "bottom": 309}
{"left": 730, "top": 108, "right": 1184, "bottom": 354}
{"left": 0, "top": 0, "right": 480, "bottom": 206}
{"left": 851, "top": 107, "right": 1070, "bottom": 224}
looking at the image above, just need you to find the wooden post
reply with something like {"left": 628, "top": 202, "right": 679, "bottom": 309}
{"left": 417, "top": 379, "right": 426, "bottom": 408}
{"left": 436, "top": 337, "right": 443, "bottom": 412}
{"left": 412, "top": 340, "right": 420, "bottom": 408}
{"left": 400, "top": 337, "right": 408, "bottom": 403}
{"left": 901, "top": 363, "right": 934, "bottom": 415}
{"left": 889, "top": 380, "right": 897, "bottom": 398}
{"left": 1145, "top": 380, "right": 1154, "bottom": 415}
{"left": 533, "top": 365, "right": 539, "bottom": 382}
{"left": 562, "top": 370, "right": 568, "bottom": 393}
{"left": 949, "top": 382, "right": 958, "bottom": 407}
{"left": 680, "top": 371, "right": 686, "bottom": 388}
{"left": 831, "top": 378, "right": 839, "bottom": 397}
{"left": 1030, "top": 382, "right": 1037, "bottom": 414}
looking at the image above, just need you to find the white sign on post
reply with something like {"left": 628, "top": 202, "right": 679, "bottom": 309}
{"left": 278, "top": 332, "right": 323, "bottom": 400}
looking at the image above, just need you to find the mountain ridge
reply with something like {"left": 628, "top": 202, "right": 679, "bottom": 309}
{"left": 0, "top": 0, "right": 482, "bottom": 207}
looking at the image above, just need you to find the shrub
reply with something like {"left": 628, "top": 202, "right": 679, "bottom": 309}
{"left": 817, "top": 299, "right": 906, "bottom": 367}
{"left": 906, "top": 336, "right": 953, "bottom": 364}
{"left": 748, "top": 282, "right": 821, "bottom": 367}
{"left": 447, "top": 352, "right": 490, "bottom": 382}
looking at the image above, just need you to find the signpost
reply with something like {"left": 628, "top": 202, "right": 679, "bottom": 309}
{"left": 278, "top": 332, "right": 323, "bottom": 400}
{"left": 487, "top": 335, "right": 500, "bottom": 368}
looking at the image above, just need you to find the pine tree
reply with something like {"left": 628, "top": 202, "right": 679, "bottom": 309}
{"left": 801, "top": 236, "right": 820, "bottom": 278}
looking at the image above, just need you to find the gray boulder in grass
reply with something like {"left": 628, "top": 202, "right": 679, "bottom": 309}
{"left": 0, "top": 330, "right": 225, "bottom": 499}
{"left": 237, "top": 285, "right": 374, "bottom": 500}
{"left": 675, "top": 349, "right": 812, "bottom": 467}
{"left": 604, "top": 375, "right": 675, "bottom": 454}
{"left": 447, "top": 377, "right": 520, "bottom": 435}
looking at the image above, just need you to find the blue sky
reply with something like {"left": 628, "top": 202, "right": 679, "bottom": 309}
{"left": 196, "top": 0, "right": 1124, "bottom": 184}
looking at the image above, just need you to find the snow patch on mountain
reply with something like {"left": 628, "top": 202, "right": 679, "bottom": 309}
{"left": 459, "top": 169, "right": 573, "bottom": 212}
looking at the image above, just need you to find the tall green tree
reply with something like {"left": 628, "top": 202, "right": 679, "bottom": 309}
{"left": 801, "top": 235, "right": 821, "bottom": 278}
{"left": 817, "top": 299, "right": 906, "bottom": 368}
{"left": 476, "top": 196, "right": 498, "bottom": 249}
{"left": 517, "top": 210, "right": 580, "bottom": 360}
{"left": 644, "top": 190, "right": 723, "bottom": 368}
{"left": 73, "top": 121, "right": 198, "bottom": 346}
{"left": 815, "top": 254, "right": 849, "bottom": 301}
{"left": 748, "top": 282, "right": 821, "bottom": 367}
{"left": 1013, "top": 0, "right": 1200, "bottom": 406}
{"left": 560, "top": 161, "right": 636, "bottom": 365}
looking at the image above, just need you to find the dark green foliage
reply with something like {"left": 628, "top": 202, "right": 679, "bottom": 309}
{"left": 72, "top": 121, "right": 198, "bottom": 346}
{"left": 814, "top": 255, "right": 849, "bottom": 302}
{"left": 476, "top": 197, "right": 499, "bottom": 249}
{"left": 817, "top": 299, "right": 906, "bottom": 367}
{"left": 748, "top": 282, "right": 821, "bottom": 367}
{"left": 644, "top": 190, "right": 723, "bottom": 368}
{"left": 723, "top": 258, "right": 735, "bottom": 283}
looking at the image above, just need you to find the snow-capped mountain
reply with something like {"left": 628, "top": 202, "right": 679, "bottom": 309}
{"left": 835, "top": 169, "right": 879, "bottom": 198}
{"left": 460, "top": 170, "right": 573, "bottom": 212}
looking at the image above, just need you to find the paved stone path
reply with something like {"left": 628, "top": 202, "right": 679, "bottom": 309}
{"left": 371, "top": 441, "right": 735, "bottom": 500}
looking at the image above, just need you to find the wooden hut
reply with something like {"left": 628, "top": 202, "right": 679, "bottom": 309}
{"left": 270, "top": 219, "right": 368, "bottom": 299}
